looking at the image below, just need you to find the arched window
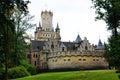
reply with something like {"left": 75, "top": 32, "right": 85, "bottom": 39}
{"left": 85, "top": 46, "right": 88, "bottom": 50}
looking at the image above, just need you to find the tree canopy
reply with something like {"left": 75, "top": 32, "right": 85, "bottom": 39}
{"left": 91, "top": 0, "right": 120, "bottom": 69}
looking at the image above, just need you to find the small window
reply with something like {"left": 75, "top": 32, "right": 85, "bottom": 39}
{"left": 78, "top": 59, "right": 81, "bottom": 61}
{"left": 34, "top": 61, "right": 36, "bottom": 66}
{"left": 33, "top": 54, "right": 35, "bottom": 58}
{"left": 55, "top": 59, "right": 57, "bottom": 62}
{"left": 52, "top": 60, "right": 54, "bottom": 62}
{"left": 93, "top": 59, "right": 95, "bottom": 61}
{"left": 83, "top": 59, "right": 86, "bottom": 61}
{"left": 36, "top": 54, "right": 37, "bottom": 58}
{"left": 96, "top": 59, "right": 99, "bottom": 61}
{"left": 64, "top": 59, "right": 66, "bottom": 61}
{"left": 62, "top": 47, "right": 65, "bottom": 51}
{"left": 68, "top": 59, "right": 70, "bottom": 61}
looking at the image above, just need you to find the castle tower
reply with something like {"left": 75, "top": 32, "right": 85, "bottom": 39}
{"left": 41, "top": 11, "right": 53, "bottom": 31}
{"left": 55, "top": 23, "right": 61, "bottom": 41}
{"left": 34, "top": 11, "right": 55, "bottom": 41}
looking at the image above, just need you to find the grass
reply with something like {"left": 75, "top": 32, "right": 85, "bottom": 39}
{"left": 14, "top": 70, "right": 119, "bottom": 80}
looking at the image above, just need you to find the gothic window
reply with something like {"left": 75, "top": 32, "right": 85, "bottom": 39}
{"left": 36, "top": 54, "right": 37, "bottom": 58}
{"left": 34, "top": 61, "right": 37, "bottom": 66}
{"left": 85, "top": 46, "right": 88, "bottom": 50}
{"left": 33, "top": 54, "right": 35, "bottom": 58}
{"left": 62, "top": 47, "right": 65, "bottom": 51}
{"left": 51, "top": 42, "right": 54, "bottom": 49}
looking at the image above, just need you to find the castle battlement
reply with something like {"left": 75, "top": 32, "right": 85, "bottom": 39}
{"left": 48, "top": 50, "right": 105, "bottom": 58}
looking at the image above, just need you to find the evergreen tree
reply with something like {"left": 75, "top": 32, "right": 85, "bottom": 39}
{"left": 91, "top": 0, "right": 120, "bottom": 69}
{"left": 0, "top": 0, "right": 30, "bottom": 80}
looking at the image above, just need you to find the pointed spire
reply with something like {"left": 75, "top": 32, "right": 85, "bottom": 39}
{"left": 56, "top": 23, "right": 60, "bottom": 31}
{"left": 75, "top": 34, "right": 82, "bottom": 43}
{"left": 96, "top": 39, "right": 104, "bottom": 50}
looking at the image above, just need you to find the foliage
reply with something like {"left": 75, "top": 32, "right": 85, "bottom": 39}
{"left": 105, "top": 35, "right": 120, "bottom": 69}
{"left": 8, "top": 66, "right": 30, "bottom": 79}
{"left": 0, "top": 0, "right": 30, "bottom": 79}
{"left": 9, "top": 8, "right": 35, "bottom": 67}
{"left": 20, "top": 60, "right": 36, "bottom": 75}
{"left": 91, "top": 0, "right": 120, "bottom": 69}
{"left": 0, "top": 68, "right": 5, "bottom": 80}
{"left": 14, "top": 70, "right": 119, "bottom": 80}
{"left": 91, "top": 0, "right": 120, "bottom": 37}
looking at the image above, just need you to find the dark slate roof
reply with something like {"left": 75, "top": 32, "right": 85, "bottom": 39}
{"left": 60, "top": 42, "right": 75, "bottom": 50}
{"left": 75, "top": 34, "right": 82, "bottom": 43}
{"left": 60, "top": 42, "right": 66, "bottom": 48}
{"left": 31, "top": 40, "right": 46, "bottom": 52}
{"left": 55, "top": 23, "right": 60, "bottom": 31}
{"left": 96, "top": 39, "right": 104, "bottom": 50}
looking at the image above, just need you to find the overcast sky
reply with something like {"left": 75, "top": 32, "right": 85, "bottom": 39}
{"left": 28, "top": 0, "right": 110, "bottom": 44}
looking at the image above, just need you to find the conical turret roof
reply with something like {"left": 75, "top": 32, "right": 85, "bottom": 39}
{"left": 75, "top": 34, "right": 82, "bottom": 43}
{"left": 96, "top": 39, "right": 104, "bottom": 50}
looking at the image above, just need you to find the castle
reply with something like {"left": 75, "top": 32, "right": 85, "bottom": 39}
{"left": 27, "top": 10, "right": 109, "bottom": 71}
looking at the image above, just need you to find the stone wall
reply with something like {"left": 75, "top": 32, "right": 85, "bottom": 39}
{"left": 47, "top": 50, "right": 109, "bottom": 70}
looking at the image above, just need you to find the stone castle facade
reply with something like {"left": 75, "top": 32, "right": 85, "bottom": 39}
{"left": 27, "top": 11, "right": 109, "bottom": 71}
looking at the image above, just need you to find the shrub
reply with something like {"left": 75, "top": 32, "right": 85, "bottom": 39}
{"left": 0, "top": 68, "right": 5, "bottom": 80}
{"left": 20, "top": 60, "right": 36, "bottom": 75}
{"left": 8, "top": 66, "right": 30, "bottom": 79}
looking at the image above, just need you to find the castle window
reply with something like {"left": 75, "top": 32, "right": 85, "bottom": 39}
{"left": 34, "top": 61, "right": 37, "bottom": 66}
{"left": 64, "top": 59, "right": 66, "bottom": 61}
{"left": 85, "top": 46, "right": 88, "bottom": 50}
{"left": 68, "top": 59, "right": 70, "bottom": 61}
{"left": 36, "top": 54, "right": 37, "bottom": 58}
{"left": 96, "top": 59, "right": 99, "bottom": 61}
{"left": 33, "top": 54, "right": 35, "bottom": 58}
{"left": 78, "top": 59, "right": 81, "bottom": 61}
{"left": 93, "top": 59, "right": 95, "bottom": 61}
{"left": 37, "top": 46, "right": 40, "bottom": 50}
{"left": 83, "top": 59, "right": 86, "bottom": 61}
{"left": 55, "top": 59, "right": 57, "bottom": 62}
{"left": 62, "top": 47, "right": 65, "bottom": 51}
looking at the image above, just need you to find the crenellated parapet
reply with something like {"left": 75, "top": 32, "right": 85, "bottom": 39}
{"left": 48, "top": 50, "right": 105, "bottom": 58}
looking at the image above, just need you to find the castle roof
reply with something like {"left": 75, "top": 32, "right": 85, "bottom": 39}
{"left": 75, "top": 34, "right": 82, "bottom": 43}
{"left": 61, "top": 42, "right": 75, "bottom": 50}
{"left": 55, "top": 23, "right": 60, "bottom": 31}
{"left": 60, "top": 42, "right": 66, "bottom": 48}
{"left": 31, "top": 40, "right": 46, "bottom": 52}
{"left": 96, "top": 39, "right": 104, "bottom": 50}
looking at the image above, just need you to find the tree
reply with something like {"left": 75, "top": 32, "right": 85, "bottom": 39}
{"left": 10, "top": 8, "right": 35, "bottom": 67}
{"left": 91, "top": 0, "right": 120, "bottom": 37}
{"left": 0, "top": 0, "right": 30, "bottom": 80}
{"left": 91, "top": 0, "right": 120, "bottom": 69}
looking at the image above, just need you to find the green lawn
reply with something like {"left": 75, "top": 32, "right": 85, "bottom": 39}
{"left": 14, "top": 70, "right": 119, "bottom": 80}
